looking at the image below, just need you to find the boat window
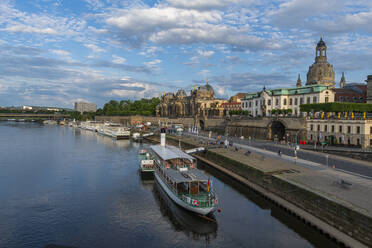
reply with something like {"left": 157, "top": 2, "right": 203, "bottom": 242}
{"left": 199, "top": 181, "right": 208, "bottom": 194}
{"left": 190, "top": 182, "right": 199, "bottom": 195}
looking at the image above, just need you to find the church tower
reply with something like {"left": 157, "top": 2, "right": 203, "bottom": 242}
{"left": 296, "top": 74, "right": 302, "bottom": 87}
{"left": 306, "top": 38, "right": 335, "bottom": 87}
{"left": 340, "top": 72, "right": 346, "bottom": 88}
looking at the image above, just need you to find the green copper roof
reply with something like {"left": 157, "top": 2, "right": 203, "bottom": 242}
{"left": 243, "top": 85, "right": 331, "bottom": 100}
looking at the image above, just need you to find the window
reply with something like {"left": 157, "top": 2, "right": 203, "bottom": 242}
{"left": 325, "top": 125, "right": 328, "bottom": 132}
{"left": 339, "top": 96, "right": 344, "bottom": 102}
{"left": 289, "top": 98, "right": 293, "bottom": 105}
{"left": 317, "top": 124, "right": 320, "bottom": 131}
{"left": 295, "top": 98, "right": 298, "bottom": 105}
{"left": 268, "top": 99, "right": 271, "bottom": 106}
{"left": 255, "top": 100, "right": 258, "bottom": 106}
{"left": 331, "top": 125, "right": 335, "bottom": 132}
{"left": 370, "top": 127, "right": 372, "bottom": 134}
{"left": 347, "top": 126, "right": 351, "bottom": 133}
{"left": 262, "top": 100, "right": 265, "bottom": 105}
{"left": 249, "top": 101, "right": 252, "bottom": 107}
{"left": 307, "top": 97, "right": 311, "bottom": 104}
{"left": 325, "top": 97, "right": 329, "bottom": 103}
{"left": 357, "top": 139, "right": 360, "bottom": 146}
{"left": 310, "top": 124, "right": 313, "bottom": 131}
{"left": 339, "top": 126, "right": 342, "bottom": 133}
{"left": 300, "top": 98, "right": 304, "bottom": 104}
{"left": 311, "top": 134, "right": 313, "bottom": 140}
{"left": 346, "top": 96, "right": 350, "bottom": 101}
{"left": 313, "top": 96, "right": 317, "bottom": 103}
{"left": 357, "top": 126, "right": 360, "bottom": 134}
{"left": 275, "top": 99, "right": 279, "bottom": 106}
{"left": 283, "top": 99, "right": 287, "bottom": 105}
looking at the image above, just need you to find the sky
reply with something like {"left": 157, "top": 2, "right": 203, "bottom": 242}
{"left": 0, "top": 0, "right": 371, "bottom": 108}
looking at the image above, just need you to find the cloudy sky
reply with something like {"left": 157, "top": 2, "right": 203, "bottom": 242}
{"left": 0, "top": 0, "right": 371, "bottom": 108}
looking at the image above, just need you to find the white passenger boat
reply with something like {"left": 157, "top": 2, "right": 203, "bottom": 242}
{"left": 97, "top": 124, "right": 130, "bottom": 140}
{"left": 149, "top": 133, "right": 218, "bottom": 216}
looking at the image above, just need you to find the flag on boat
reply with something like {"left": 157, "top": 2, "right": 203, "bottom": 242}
{"left": 207, "top": 177, "right": 210, "bottom": 192}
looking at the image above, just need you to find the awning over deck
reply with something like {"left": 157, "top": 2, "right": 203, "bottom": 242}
{"left": 151, "top": 145, "right": 195, "bottom": 161}
{"left": 164, "top": 168, "right": 209, "bottom": 183}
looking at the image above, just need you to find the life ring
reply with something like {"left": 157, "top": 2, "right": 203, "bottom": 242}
{"left": 214, "top": 198, "right": 218, "bottom": 205}
{"left": 192, "top": 199, "right": 199, "bottom": 206}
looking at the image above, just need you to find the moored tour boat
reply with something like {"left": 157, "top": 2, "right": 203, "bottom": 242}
{"left": 149, "top": 133, "right": 218, "bottom": 216}
{"left": 139, "top": 149, "right": 155, "bottom": 173}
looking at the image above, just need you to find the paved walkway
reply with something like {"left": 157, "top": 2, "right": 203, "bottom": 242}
{"left": 177, "top": 134, "right": 372, "bottom": 218}
{"left": 185, "top": 131, "right": 372, "bottom": 178}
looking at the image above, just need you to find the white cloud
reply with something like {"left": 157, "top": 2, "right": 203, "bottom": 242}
{"left": 112, "top": 55, "right": 126, "bottom": 64}
{"left": 270, "top": 0, "right": 343, "bottom": 27}
{"left": 84, "top": 44, "right": 105, "bottom": 53}
{"left": 108, "top": 81, "right": 160, "bottom": 98}
{"left": 49, "top": 49, "right": 71, "bottom": 56}
{"left": 197, "top": 49, "right": 214, "bottom": 57}
{"left": 2, "top": 25, "right": 57, "bottom": 34}
{"left": 166, "top": 0, "right": 255, "bottom": 10}
{"left": 105, "top": 6, "right": 279, "bottom": 51}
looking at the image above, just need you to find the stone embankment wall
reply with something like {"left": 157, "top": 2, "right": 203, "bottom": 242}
{"left": 227, "top": 117, "right": 307, "bottom": 140}
{"left": 163, "top": 135, "right": 372, "bottom": 247}
{"left": 95, "top": 115, "right": 226, "bottom": 131}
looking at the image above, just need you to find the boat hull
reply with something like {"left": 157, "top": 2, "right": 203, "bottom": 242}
{"left": 154, "top": 173, "right": 215, "bottom": 216}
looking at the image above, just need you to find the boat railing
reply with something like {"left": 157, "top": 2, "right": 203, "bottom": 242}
{"left": 180, "top": 193, "right": 216, "bottom": 208}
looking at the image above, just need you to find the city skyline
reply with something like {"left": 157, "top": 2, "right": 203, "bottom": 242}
{"left": 0, "top": 0, "right": 371, "bottom": 108}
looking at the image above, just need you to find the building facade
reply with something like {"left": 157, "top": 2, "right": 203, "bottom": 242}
{"left": 306, "top": 118, "right": 372, "bottom": 148}
{"left": 74, "top": 102, "right": 97, "bottom": 113}
{"left": 241, "top": 85, "right": 334, "bottom": 117}
{"left": 221, "top": 102, "right": 242, "bottom": 115}
{"left": 156, "top": 82, "right": 227, "bottom": 118}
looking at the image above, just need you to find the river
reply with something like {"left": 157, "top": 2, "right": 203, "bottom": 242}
{"left": 0, "top": 122, "right": 337, "bottom": 248}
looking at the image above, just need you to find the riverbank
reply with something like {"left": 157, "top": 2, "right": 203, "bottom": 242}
{"left": 146, "top": 134, "right": 372, "bottom": 248}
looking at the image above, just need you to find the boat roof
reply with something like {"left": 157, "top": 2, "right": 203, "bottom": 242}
{"left": 151, "top": 145, "right": 195, "bottom": 161}
{"left": 165, "top": 168, "right": 209, "bottom": 183}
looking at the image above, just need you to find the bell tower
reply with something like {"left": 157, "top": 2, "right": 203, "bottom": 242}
{"left": 315, "top": 37, "right": 327, "bottom": 63}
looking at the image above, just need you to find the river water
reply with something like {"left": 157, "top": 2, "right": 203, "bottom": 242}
{"left": 0, "top": 122, "right": 337, "bottom": 248}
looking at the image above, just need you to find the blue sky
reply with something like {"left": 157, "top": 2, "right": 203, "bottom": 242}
{"left": 0, "top": 0, "right": 371, "bottom": 108}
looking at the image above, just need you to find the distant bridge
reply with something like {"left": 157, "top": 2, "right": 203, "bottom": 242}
{"left": 0, "top": 113, "right": 69, "bottom": 119}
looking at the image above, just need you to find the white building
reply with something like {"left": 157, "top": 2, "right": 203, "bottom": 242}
{"left": 307, "top": 118, "right": 372, "bottom": 148}
{"left": 74, "top": 102, "right": 97, "bottom": 114}
{"left": 241, "top": 85, "right": 335, "bottom": 117}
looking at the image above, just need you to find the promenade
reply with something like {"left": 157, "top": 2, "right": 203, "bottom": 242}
{"left": 190, "top": 131, "right": 372, "bottom": 178}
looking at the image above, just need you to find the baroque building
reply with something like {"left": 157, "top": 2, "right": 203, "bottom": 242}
{"left": 156, "top": 81, "right": 226, "bottom": 118}
{"left": 306, "top": 38, "right": 335, "bottom": 87}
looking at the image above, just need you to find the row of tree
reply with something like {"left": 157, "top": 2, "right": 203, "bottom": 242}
{"left": 100, "top": 98, "right": 160, "bottom": 116}
{"left": 228, "top": 110, "right": 250, "bottom": 115}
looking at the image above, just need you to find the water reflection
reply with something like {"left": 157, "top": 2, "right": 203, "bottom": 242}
{"left": 151, "top": 179, "right": 218, "bottom": 243}
{"left": 139, "top": 170, "right": 155, "bottom": 190}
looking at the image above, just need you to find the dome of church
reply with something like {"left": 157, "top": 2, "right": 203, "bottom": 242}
{"left": 198, "top": 84, "right": 214, "bottom": 94}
